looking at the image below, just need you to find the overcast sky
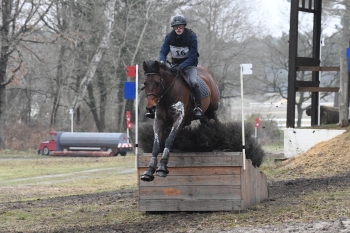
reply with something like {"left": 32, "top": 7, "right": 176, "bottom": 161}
{"left": 259, "top": 0, "right": 339, "bottom": 37}
{"left": 259, "top": 0, "right": 290, "bottom": 36}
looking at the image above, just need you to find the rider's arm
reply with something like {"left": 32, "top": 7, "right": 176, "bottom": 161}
{"left": 159, "top": 33, "right": 171, "bottom": 62}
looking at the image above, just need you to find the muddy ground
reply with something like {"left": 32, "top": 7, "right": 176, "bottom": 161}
{"left": 3, "top": 126, "right": 350, "bottom": 233}
{"left": 2, "top": 170, "right": 350, "bottom": 233}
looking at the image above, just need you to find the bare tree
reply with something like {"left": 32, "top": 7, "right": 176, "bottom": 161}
{"left": 0, "top": 0, "right": 53, "bottom": 149}
{"left": 71, "top": 0, "right": 116, "bottom": 113}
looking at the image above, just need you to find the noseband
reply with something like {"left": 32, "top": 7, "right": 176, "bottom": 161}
{"left": 144, "top": 71, "right": 179, "bottom": 104}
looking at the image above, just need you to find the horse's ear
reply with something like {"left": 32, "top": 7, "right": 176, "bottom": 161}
{"left": 143, "top": 61, "right": 147, "bottom": 72}
{"left": 156, "top": 61, "right": 167, "bottom": 71}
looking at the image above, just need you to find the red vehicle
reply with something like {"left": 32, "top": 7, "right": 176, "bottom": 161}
{"left": 38, "top": 131, "right": 57, "bottom": 155}
{"left": 38, "top": 131, "right": 132, "bottom": 156}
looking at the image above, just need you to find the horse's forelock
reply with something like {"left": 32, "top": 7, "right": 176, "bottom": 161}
{"left": 144, "top": 60, "right": 160, "bottom": 74}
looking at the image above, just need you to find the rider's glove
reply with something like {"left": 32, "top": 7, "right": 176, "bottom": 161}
{"left": 171, "top": 65, "right": 183, "bottom": 74}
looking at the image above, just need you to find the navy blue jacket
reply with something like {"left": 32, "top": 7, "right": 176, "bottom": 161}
{"left": 159, "top": 28, "right": 198, "bottom": 68}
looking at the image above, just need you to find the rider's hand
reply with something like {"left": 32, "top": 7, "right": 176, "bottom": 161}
{"left": 171, "top": 66, "right": 183, "bottom": 74}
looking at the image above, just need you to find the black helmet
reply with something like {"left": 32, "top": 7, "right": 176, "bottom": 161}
{"left": 170, "top": 15, "right": 187, "bottom": 27}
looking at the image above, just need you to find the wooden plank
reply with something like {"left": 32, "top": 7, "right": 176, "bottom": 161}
{"left": 295, "top": 80, "right": 319, "bottom": 87}
{"left": 139, "top": 174, "right": 241, "bottom": 187}
{"left": 297, "top": 66, "right": 340, "bottom": 71}
{"left": 298, "top": 8, "right": 316, "bottom": 13}
{"left": 247, "top": 160, "right": 253, "bottom": 207}
{"left": 253, "top": 161, "right": 259, "bottom": 205}
{"left": 141, "top": 152, "right": 241, "bottom": 157}
{"left": 138, "top": 200, "right": 243, "bottom": 211}
{"left": 138, "top": 152, "right": 242, "bottom": 167}
{"left": 296, "top": 57, "right": 319, "bottom": 66}
{"left": 139, "top": 185, "right": 241, "bottom": 200}
{"left": 241, "top": 159, "right": 255, "bottom": 208}
{"left": 138, "top": 166, "right": 241, "bottom": 176}
{"left": 259, "top": 172, "right": 268, "bottom": 202}
{"left": 297, "top": 87, "right": 339, "bottom": 92}
{"left": 240, "top": 165, "right": 246, "bottom": 210}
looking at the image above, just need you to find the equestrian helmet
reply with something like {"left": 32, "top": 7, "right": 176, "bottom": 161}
{"left": 170, "top": 15, "right": 187, "bottom": 27}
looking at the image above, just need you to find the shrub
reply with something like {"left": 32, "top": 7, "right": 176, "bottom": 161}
{"left": 138, "top": 121, "right": 266, "bottom": 167}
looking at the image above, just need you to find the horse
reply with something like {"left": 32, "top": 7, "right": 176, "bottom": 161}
{"left": 140, "top": 60, "right": 220, "bottom": 182}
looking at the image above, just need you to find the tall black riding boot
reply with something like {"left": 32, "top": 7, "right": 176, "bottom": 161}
{"left": 192, "top": 84, "right": 203, "bottom": 120}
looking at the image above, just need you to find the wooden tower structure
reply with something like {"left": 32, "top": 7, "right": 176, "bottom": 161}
{"left": 287, "top": 0, "right": 340, "bottom": 128}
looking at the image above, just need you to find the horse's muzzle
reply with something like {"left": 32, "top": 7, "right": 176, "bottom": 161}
{"left": 145, "top": 95, "right": 158, "bottom": 109}
{"left": 146, "top": 106, "right": 156, "bottom": 115}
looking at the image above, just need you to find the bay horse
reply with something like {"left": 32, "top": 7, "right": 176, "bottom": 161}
{"left": 140, "top": 60, "right": 220, "bottom": 182}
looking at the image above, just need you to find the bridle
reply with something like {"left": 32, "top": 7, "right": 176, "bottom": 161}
{"left": 144, "top": 71, "right": 179, "bottom": 105}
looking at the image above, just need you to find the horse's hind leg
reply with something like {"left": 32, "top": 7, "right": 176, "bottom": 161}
{"left": 204, "top": 108, "right": 220, "bottom": 123}
{"left": 200, "top": 115, "right": 209, "bottom": 125}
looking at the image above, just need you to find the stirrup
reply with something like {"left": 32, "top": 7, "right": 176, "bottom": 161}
{"left": 194, "top": 107, "right": 202, "bottom": 113}
{"left": 193, "top": 107, "right": 203, "bottom": 120}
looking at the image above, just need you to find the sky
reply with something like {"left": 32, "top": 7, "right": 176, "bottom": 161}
{"left": 259, "top": 0, "right": 291, "bottom": 36}
{"left": 258, "top": 0, "right": 339, "bottom": 37}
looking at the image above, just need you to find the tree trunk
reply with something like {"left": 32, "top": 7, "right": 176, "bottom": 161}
{"left": 296, "top": 102, "right": 302, "bottom": 127}
{"left": 98, "top": 74, "right": 107, "bottom": 131}
{"left": 87, "top": 83, "right": 101, "bottom": 131}
{"left": 0, "top": 85, "right": 6, "bottom": 149}
{"left": 338, "top": 0, "right": 350, "bottom": 127}
{"left": 71, "top": 0, "right": 116, "bottom": 112}
{"left": 50, "top": 43, "right": 65, "bottom": 130}
{"left": 0, "top": 0, "right": 12, "bottom": 149}
{"left": 338, "top": 53, "right": 349, "bottom": 126}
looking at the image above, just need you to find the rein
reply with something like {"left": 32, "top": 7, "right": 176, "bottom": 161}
{"left": 145, "top": 71, "right": 179, "bottom": 105}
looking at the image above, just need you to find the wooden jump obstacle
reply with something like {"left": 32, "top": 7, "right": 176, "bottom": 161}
{"left": 137, "top": 152, "right": 268, "bottom": 211}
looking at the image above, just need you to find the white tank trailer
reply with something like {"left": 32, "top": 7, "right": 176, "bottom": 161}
{"left": 46, "top": 132, "right": 132, "bottom": 157}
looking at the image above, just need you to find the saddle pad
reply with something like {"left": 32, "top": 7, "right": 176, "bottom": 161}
{"left": 197, "top": 76, "right": 209, "bottom": 98}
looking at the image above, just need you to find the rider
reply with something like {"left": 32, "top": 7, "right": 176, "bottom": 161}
{"left": 145, "top": 15, "right": 203, "bottom": 120}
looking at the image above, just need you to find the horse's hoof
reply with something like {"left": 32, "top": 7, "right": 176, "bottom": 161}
{"left": 140, "top": 174, "right": 154, "bottom": 182}
{"left": 156, "top": 171, "right": 167, "bottom": 177}
{"left": 156, "top": 164, "right": 169, "bottom": 177}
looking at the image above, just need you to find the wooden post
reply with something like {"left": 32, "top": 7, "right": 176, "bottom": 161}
{"left": 339, "top": 52, "right": 349, "bottom": 127}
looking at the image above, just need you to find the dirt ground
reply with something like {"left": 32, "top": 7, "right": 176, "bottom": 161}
{"left": 2, "top": 130, "right": 350, "bottom": 233}
{"left": 2, "top": 173, "right": 350, "bottom": 233}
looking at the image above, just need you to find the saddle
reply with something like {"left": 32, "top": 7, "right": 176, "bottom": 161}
{"left": 179, "top": 73, "right": 209, "bottom": 99}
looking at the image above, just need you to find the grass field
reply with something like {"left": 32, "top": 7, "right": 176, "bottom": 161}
{"left": 0, "top": 151, "right": 137, "bottom": 202}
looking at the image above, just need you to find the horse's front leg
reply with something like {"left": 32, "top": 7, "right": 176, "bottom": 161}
{"left": 156, "top": 102, "right": 185, "bottom": 177}
{"left": 140, "top": 117, "right": 164, "bottom": 182}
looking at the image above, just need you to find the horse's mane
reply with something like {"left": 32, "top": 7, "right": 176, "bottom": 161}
{"left": 160, "top": 63, "right": 172, "bottom": 73}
